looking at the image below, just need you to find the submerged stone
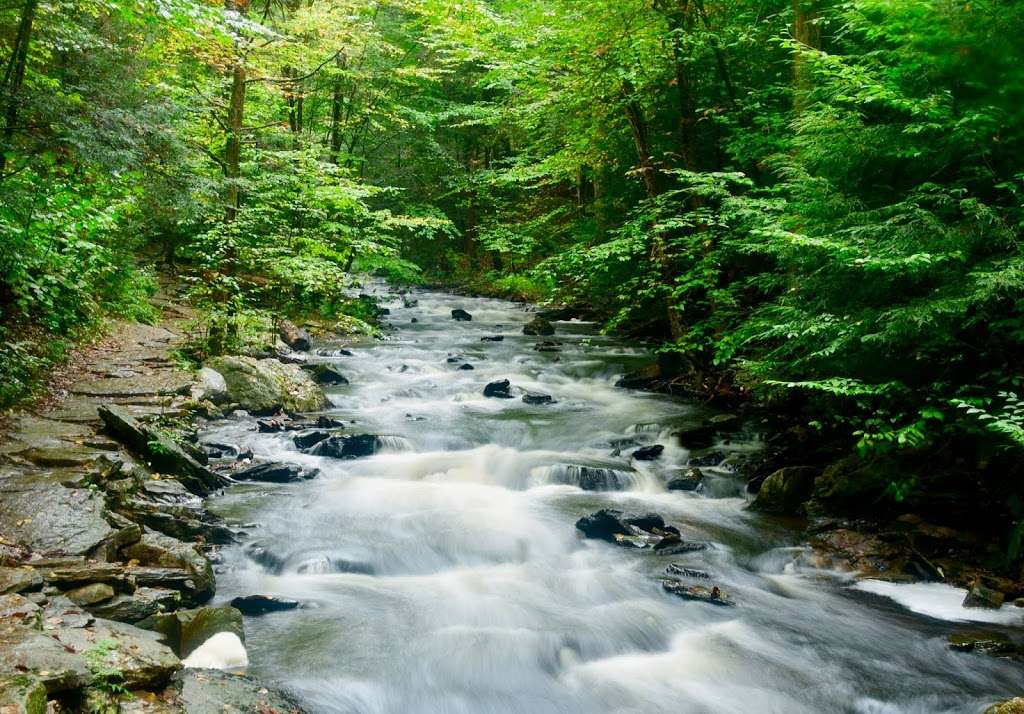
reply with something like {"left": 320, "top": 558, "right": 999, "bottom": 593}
{"left": 229, "top": 595, "right": 300, "bottom": 616}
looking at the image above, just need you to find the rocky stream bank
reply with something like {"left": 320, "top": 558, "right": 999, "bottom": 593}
{"left": 2, "top": 283, "right": 1023, "bottom": 713}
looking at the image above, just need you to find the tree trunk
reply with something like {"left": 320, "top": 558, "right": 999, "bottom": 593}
{"left": 620, "top": 83, "right": 685, "bottom": 342}
{"left": 621, "top": 83, "right": 660, "bottom": 200}
{"left": 0, "top": 0, "right": 38, "bottom": 174}
{"left": 224, "top": 62, "right": 246, "bottom": 222}
{"left": 330, "top": 54, "right": 346, "bottom": 164}
{"left": 661, "top": 0, "right": 700, "bottom": 173}
{"left": 793, "top": 0, "right": 821, "bottom": 111}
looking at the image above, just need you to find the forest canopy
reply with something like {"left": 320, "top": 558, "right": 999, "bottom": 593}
{"left": 2, "top": 0, "right": 1023, "bottom": 464}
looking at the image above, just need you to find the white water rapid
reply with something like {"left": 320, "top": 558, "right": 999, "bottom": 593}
{"left": 202, "top": 285, "right": 1023, "bottom": 714}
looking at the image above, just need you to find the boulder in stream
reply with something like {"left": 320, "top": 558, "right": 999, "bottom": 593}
{"left": 667, "top": 468, "right": 704, "bottom": 491}
{"left": 451, "top": 309, "right": 473, "bottom": 322}
{"left": 138, "top": 606, "right": 245, "bottom": 658}
{"left": 293, "top": 430, "right": 333, "bottom": 450}
{"left": 661, "top": 580, "right": 735, "bottom": 607}
{"left": 575, "top": 509, "right": 669, "bottom": 542}
{"left": 631, "top": 444, "right": 664, "bottom": 461}
{"left": 483, "top": 380, "right": 514, "bottom": 399}
{"left": 523, "top": 316, "right": 555, "bottom": 336}
{"left": 459, "top": 363, "right": 475, "bottom": 371}
{"left": 206, "top": 356, "right": 327, "bottom": 415}
{"left": 233, "top": 462, "right": 312, "bottom": 484}
{"left": 302, "top": 363, "right": 349, "bottom": 385}
{"left": 229, "top": 595, "right": 300, "bottom": 616}
{"left": 481, "top": 335, "right": 504, "bottom": 342}
{"left": 278, "top": 321, "right": 311, "bottom": 352}
{"left": 750, "top": 466, "right": 819, "bottom": 514}
{"left": 304, "top": 434, "right": 380, "bottom": 459}
{"left": 522, "top": 393, "right": 554, "bottom": 405}
{"left": 98, "top": 405, "right": 225, "bottom": 496}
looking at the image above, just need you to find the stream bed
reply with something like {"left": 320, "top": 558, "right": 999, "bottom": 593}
{"left": 202, "top": 286, "right": 1023, "bottom": 714}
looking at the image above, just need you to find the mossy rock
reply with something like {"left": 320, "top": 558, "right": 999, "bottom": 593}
{"left": 811, "top": 455, "right": 898, "bottom": 512}
{"left": 0, "top": 674, "right": 47, "bottom": 714}
{"left": 751, "top": 466, "right": 820, "bottom": 514}
{"left": 137, "top": 606, "right": 244, "bottom": 658}
{"left": 987, "top": 698, "right": 1024, "bottom": 714}
{"left": 206, "top": 357, "right": 327, "bottom": 415}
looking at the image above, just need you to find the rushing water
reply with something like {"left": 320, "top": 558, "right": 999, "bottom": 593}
{"left": 203, "top": 286, "right": 1023, "bottom": 714}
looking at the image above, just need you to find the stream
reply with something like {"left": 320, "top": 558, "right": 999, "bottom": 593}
{"left": 201, "top": 285, "right": 1023, "bottom": 714}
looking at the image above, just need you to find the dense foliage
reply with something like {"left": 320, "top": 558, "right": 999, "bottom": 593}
{"left": 2, "top": 1, "right": 1024, "bottom": 532}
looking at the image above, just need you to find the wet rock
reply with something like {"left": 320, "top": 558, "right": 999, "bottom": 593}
{"left": 631, "top": 444, "right": 664, "bottom": 461}
{"left": 305, "top": 434, "right": 380, "bottom": 459}
{"left": 127, "top": 567, "right": 201, "bottom": 597}
{"left": 986, "top": 698, "right": 1024, "bottom": 714}
{"left": 126, "top": 508, "right": 235, "bottom": 547}
{"left": 615, "top": 363, "right": 662, "bottom": 390}
{"left": 293, "top": 430, "right": 333, "bottom": 450}
{"left": 403, "top": 297, "right": 419, "bottom": 308}
{"left": 0, "top": 593, "right": 42, "bottom": 628}
{"left": 36, "top": 561, "right": 125, "bottom": 589}
{"left": 481, "top": 336, "right": 504, "bottom": 342}
{"left": 301, "top": 363, "right": 349, "bottom": 385}
{"left": 206, "top": 356, "right": 327, "bottom": 415}
{"left": 0, "top": 673, "right": 46, "bottom": 713}
{"left": 750, "top": 466, "right": 820, "bottom": 515}
{"left": 51, "top": 618, "right": 181, "bottom": 689}
{"left": 98, "top": 405, "right": 223, "bottom": 496}
{"left": 811, "top": 455, "right": 896, "bottom": 513}
{"left": 316, "top": 416, "right": 346, "bottom": 429}
{"left": 40, "top": 595, "right": 94, "bottom": 630}
{"left": 0, "top": 624, "right": 92, "bottom": 693}
{"left": 667, "top": 468, "right": 704, "bottom": 492}
{"left": 522, "top": 393, "right": 554, "bottom": 405}
{"left": 948, "top": 631, "right": 1023, "bottom": 658}
{"left": 138, "top": 606, "right": 244, "bottom": 659}
{"left": 661, "top": 580, "right": 735, "bottom": 606}
{"left": 257, "top": 417, "right": 290, "bottom": 433}
{"left": 176, "top": 669, "right": 304, "bottom": 713}
{"left": 194, "top": 367, "right": 228, "bottom": 404}
{"left": 279, "top": 321, "right": 311, "bottom": 351}
{"left": 665, "top": 564, "right": 711, "bottom": 579}
{"left": 523, "top": 316, "right": 555, "bottom": 336}
{"left": 200, "top": 442, "right": 250, "bottom": 461}
{"left": 87, "top": 586, "right": 181, "bottom": 623}
{"left": 121, "top": 533, "right": 213, "bottom": 604}
{"left": 483, "top": 380, "right": 514, "bottom": 399}
{"left": 0, "top": 567, "right": 42, "bottom": 595}
{"left": 963, "top": 582, "right": 1005, "bottom": 609}
{"left": 233, "top": 462, "right": 311, "bottom": 484}
{"left": 243, "top": 542, "right": 285, "bottom": 573}
{"left": 459, "top": 363, "right": 475, "bottom": 371}
{"left": 446, "top": 356, "right": 462, "bottom": 364}
{"left": 561, "top": 466, "right": 627, "bottom": 491}
{"left": 689, "top": 451, "right": 726, "bottom": 468}
{"left": 229, "top": 595, "right": 299, "bottom": 616}
{"left": 451, "top": 309, "right": 473, "bottom": 322}
{"left": 65, "top": 582, "right": 116, "bottom": 606}
{"left": 575, "top": 509, "right": 668, "bottom": 543}
{"left": 0, "top": 479, "right": 115, "bottom": 556}
{"left": 650, "top": 536, "right": 709, "bottom": 555}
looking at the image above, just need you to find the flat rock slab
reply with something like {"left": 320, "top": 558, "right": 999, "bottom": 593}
{"left": 176, "top": 669, "right": 303, "bottom": 713}
{"left": 51, "top": 618, "right": 181, "bottom": 690}
{"left": 0, "top": 567, "right": 43, "bottom": 595}
{"left": 70, "top": 373, "right": 194, "bottom": 399}
{"left": 0, "top": 622, "right": 92, "bottom": 693}
{"left": 0, "top": 415, "right": 92, "bottom": 456}
{"left": 0, "top": 476, "right": 113, "bottom": 556}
